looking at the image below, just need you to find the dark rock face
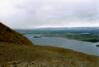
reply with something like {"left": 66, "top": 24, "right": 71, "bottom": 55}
{"left": 0, "top": 22, "right": 33, "bottom": 46}
{"left": 96, "top": 45, "right": 99, "bottom": 47}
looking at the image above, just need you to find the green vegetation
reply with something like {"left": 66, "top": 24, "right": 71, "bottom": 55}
{"left": 64, "top": 33, "right": 99, "bottom": 42}
{"left": 43, "top": 33, "right": 99, "bottom": 42}
{"left": 0, "top": 23, "right": 99, "bottom": 67}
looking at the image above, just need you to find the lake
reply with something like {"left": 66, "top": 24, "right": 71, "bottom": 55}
{"left": 25, "top": 34, "right": 99, "bottom": 56}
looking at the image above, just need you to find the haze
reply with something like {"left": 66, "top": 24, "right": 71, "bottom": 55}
{"left": 0, "top": 0, "right": 98, "bottom": 29}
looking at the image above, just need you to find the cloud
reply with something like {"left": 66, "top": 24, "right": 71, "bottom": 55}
{"left": 0, "top": 0, "right": 98, "bottom": 29}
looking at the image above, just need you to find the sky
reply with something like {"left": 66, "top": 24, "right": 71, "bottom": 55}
{"left": 0, "top": 0, "right": 98, "bottom": 29}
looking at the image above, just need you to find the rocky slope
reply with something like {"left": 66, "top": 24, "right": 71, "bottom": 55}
{"left": 0, "top": 43, "right": 99, "bottom": 67}
{"left": 0, "top": 22, "right": 99, "bottom": 67}
{"left": 0, "top": 22, "right": 33, "bottom": 46}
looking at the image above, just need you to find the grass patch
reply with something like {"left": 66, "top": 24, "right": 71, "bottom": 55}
{"left": 0, "top": 42, "right": 99, "bottom": 67}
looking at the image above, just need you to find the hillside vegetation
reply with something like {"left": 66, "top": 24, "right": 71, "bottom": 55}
{"left": 0, "top": 22, "right": 99, "bottom": 67}
{"left": 0, "top": 42, "right": 99, "bottom": 67}
{"left": 0, "top": 23, "right": 33, "bottom": 46}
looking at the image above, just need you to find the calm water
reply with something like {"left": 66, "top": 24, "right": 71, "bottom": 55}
{"left": 24, "top": 34, "right": 99, "bottom": 56}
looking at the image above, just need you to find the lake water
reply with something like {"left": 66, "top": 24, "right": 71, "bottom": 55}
{"left": 24, "top": 34, "right": 99, "bottom": 56}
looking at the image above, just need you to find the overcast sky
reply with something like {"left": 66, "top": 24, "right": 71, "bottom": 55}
{"left": 0, "top": 0, "right": 98, "bottom": 29}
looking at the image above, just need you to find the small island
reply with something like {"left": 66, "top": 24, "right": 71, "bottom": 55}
{"left": 0, "top": 23, "right": 99, "bottom": 67}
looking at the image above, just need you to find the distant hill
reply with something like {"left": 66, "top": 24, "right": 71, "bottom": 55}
{"left": 0, "top": 23, "right": 99, "bottom": 67}
{"left": 0, "top": 22, "right": 33, "bottom": 46}
{"left": 16, "top": 27, "right": 99, "bottom": 34}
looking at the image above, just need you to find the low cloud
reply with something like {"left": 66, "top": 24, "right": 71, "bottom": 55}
{"left": 0, "top": 0, "right": 98, "bottom": 29}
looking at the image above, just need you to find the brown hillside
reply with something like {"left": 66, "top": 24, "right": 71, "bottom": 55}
{"left": 0, "top": 43, "right": 99, "bottom": 67}
{"left": 0, "top": 22, "right": 99, "bottom": 67}
{"left": 0, "top": 22, "right": 33, "bottom": 46}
